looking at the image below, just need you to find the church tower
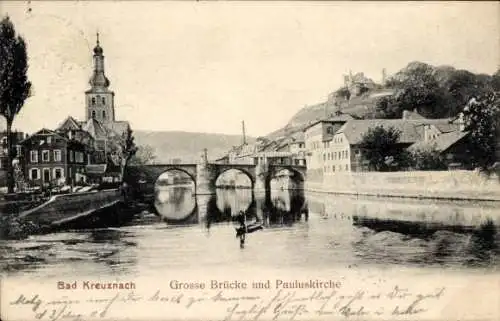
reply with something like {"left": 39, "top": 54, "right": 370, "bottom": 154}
{"left": 85, "top": 33, "right": 115, "bottom": 123}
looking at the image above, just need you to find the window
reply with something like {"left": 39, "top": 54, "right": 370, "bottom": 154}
{"left": 47, "top": 136, "right": 52, "bottom": 144}
{"left": 332, "top": 165, "right": 335, "bottom": 172}
{"left": 42, "top": 150, "right": 50, "bottom": 162}
{"left": 102, "top": 110, "right": 106, "bottom": 119}
{"left": 30, "top": 150, "right": 38, "bottom": 163}
{"left": 54, "top": 150, "right": 61, "bottom": 162}
{"left": 30, "top": 168, "right": 39, "bottom": 180}
{"left": 43, "top": 168, "right": 51, "bottom": 182}
{"left": 102, "top": 97, "right": 106, "bottom": 104}
{"left": 345, "top": 164, "right": 349, "bottom": 171}
{"left": 53, "top": 168, "right": 63, "bottom": 180}
{"left": 92, "top": 110, "right": 96, "bottom": 118}
{"left": 323, "top": 154, "right": 326, "bottom": 161}
{"left": 75, "top": 151, "right": 84, "bottom": 163}
{"left": 91, "top": 97, "right": 96, "bottom": 105}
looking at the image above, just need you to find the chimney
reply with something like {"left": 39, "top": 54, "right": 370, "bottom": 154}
{"left": 402, "top": 110, "right": 410, "bottom": 120}
{"left": 241, "top": 121, "right": 247, "bottom": 145}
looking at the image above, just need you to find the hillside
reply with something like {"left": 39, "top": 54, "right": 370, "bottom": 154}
{"left": 133, "top": 130, "right": 255, "bottom": 163}
{"left": 265, "top": 62, "right": 499, "bottom": 140}
{"left": 266, "top": 89, "right": 393, "bottom": 140}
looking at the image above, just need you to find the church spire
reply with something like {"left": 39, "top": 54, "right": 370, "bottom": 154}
{"left": 85, "top": 32, "right": 115, "bottom": 124}
{"left": 89, "top": 32, "right": 109, "bottom": 88}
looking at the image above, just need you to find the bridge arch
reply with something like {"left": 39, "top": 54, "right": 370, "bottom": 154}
{"left": 214, "top": 167, "right": 255, "bottom": 189}
{"left": 154, "top": 168, "right": 197, "bottom": 190}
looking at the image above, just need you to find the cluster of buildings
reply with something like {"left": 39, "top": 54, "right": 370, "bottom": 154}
{"left": 0, "top": 35, "right": 130, "bottom": 190}
{"left": 219, "top": 73, "right": 471, "bottom": 185}
{"left": 303, "top": 109, "right": 467, "bottom": 182}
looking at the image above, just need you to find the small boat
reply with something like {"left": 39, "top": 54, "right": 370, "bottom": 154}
{"left": 235, "top": 223, "right": 263, "bottom": 237}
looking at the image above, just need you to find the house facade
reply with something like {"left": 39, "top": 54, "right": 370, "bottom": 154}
{"left": 302, "top": 109, "right": 469, "bottom": 183}
{"left": 21, "top": 129, "right": 92, "bottom": 187}
{"left": 303, "top": 115, "right": 353, "bottom": 182}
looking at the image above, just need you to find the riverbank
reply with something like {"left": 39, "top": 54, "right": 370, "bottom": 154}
{"left": 0, "top": 189, "right": 132, "bottom": 239}
{"left": 305, "top": 170, "right": 500, "bottom": 202}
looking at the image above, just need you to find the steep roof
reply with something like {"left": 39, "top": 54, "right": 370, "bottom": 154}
{"left": 337, "top": 119, "right": 424, "bottom": 145}
{"left": 57, "top": 116, "right": 82, "bottom": 131}
{"left": 409, "top": 131, "right": 469, "bottom": 153}
{"left": 434, "top": 123, "right": 460, "bottom": 133}
{"left": 81, "top": 118, "right": 110, "bottom": 139}
{"left": 20, "top": 128, "right": 68, "bottom": 144}
{"left": 302, "top": 114, "right": 354, "bottom": 131}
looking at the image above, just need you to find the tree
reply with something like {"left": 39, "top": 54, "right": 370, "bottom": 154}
{"left": 108, "top": 126, "right": 138, "bottom": 182}
{"left": 119, "top": 126, "right": 138, "bottom": 181}
{"left": 374, "top": 96, "right": 402, "bottom": 119}
{"left": 492, "top": 69, "right": 500, "bottom": 92}
{"left": 129, "top": 144, "right": 156, "bottom": 165}
{"left": 0, "top": 16, "right": 32, "bottom": 193}
{"left": 409, "top": 146, "right": 447, "bottom": 170}
{"left": 389, "top": 63, "right": 446, "bottom": 118}
{"left": 462, "top": 92, "right": 500, "bottom": 171}
{"left": 359, "top": 125, "right": 407, "bottom": 171}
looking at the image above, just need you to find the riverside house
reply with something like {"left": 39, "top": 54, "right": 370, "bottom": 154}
{"left": 21, "top": 128, "right": 93, "bottom": 187}
{"left": 302, "top": 114, "right": 354, "bottom": 182}
{"left": 304, "top": 109, "right": 469, "bottom": 183}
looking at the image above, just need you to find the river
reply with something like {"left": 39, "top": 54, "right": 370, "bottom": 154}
{"left": 0, "top": 187, "right": 499, "bottom": 280}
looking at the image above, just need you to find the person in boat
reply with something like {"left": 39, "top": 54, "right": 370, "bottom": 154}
{"left": 235, "top": 211, "right": 263, "bottom": 238}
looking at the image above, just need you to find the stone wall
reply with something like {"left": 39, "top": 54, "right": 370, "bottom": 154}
{"left": 306, "top": 170, "right": 500, "bottom": 201}
{"left": 19, "top": 189, "right": 121, "bottom": 224}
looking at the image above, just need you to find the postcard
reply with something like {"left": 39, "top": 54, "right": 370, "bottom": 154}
{"left": 0, "top": 1, "right": 499, "bottom": 320}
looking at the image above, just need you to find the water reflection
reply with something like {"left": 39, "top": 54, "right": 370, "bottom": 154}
{"left": 1, "top": 189, "right": 499, "bottom": 278}
{"left": 154, "top": 186, "right": 197, "bottom": 224}
{"left": 153, "top": 186, "right": 309, "bottom": 228}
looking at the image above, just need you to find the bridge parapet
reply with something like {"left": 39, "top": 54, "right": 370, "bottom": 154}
{"left": 126, "top": 162, "right": 306, "bottom": 196}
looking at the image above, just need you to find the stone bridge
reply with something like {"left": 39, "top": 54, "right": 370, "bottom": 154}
{"left": 125, "top": 161, "right": 306, "bottom": 196}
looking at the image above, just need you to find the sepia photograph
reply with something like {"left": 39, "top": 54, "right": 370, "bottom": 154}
{"left": 0, "top": 1, "right": 499, "bottom": 320}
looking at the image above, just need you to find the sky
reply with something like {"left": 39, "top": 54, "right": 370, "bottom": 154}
{"left": 1, "top": 1, "right": 499, "bottom": 136}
